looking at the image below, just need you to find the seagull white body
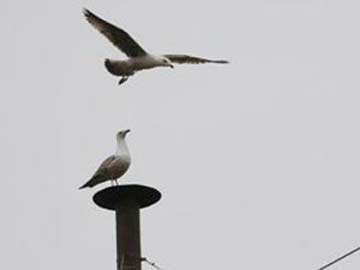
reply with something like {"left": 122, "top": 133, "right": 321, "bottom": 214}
{"left": 83, "top": 8, "right": 229, "bottom": 85}
{"left": 105, "top": 55, "right": 171, "bottom": 77}
{"left": 79, "top": 130, "right": 131, "bottom": 189}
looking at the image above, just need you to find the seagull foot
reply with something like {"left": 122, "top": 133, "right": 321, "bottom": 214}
{"left": 118, "top": 77, "right": 129, "bottom": 85}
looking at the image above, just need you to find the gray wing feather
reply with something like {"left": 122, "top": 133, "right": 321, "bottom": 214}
{"left": 79, "top": 155, "right": 128, "bottom": 189}
{"left": 78, "top": 156, "right": 115, "bottom": 189}
{"left": 84, "top": 9, "right": 147, "bottom": 58}
{"left": 92, "top": 155, "right": 117, "bottom": 178}
{"left": 164, "top": 54, "right": 229, "bottom": 64}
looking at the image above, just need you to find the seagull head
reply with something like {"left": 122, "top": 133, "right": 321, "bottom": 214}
{"left": 117, "top": 129, "right": 131, "bottom": 140}
{"left": 159, "top": 56, "right": 174, "bottom": 69}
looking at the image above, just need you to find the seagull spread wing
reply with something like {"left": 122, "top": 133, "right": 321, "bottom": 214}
{"left": 84, "top": 9, "right": 147, "bottom": 58}
{"left": 164, "top": 54, "right": 229, "bottom": 64}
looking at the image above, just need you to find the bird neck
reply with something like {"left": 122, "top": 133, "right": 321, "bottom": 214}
{"left": 116, "top": 139, "right": 130, "bottom": 157}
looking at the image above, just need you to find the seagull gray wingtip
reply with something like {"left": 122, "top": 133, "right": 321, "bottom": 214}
{"left": 83, "top": 8, "right": 95, "bottom": 19}
{"left": 78, "top": 182, "right": 88, "bottom": 189}
{"left": 83, "top": 8, "right": 90, "bottom": 15}
{"left": 211, "top": 59, "right": 230, "bottom": 64}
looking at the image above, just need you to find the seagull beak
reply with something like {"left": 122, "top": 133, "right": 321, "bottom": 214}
{"left": 124, "top": 129, "right": 131, "bottom": 135}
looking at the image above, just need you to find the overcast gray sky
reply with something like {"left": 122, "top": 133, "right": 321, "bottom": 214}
{"left": 2, "top": 0, "right": 360, "bottom": 269}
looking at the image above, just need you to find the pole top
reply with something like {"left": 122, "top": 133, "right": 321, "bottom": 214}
{"left": 93, "top": 184, "right": 161, "bottom": 211}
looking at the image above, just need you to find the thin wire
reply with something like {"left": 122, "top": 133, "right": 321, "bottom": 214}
{"left": 141, "top": 257, "right": 163, "bottom": 270}
{"left": 316, "top": 245, "right": 360, "bottom": 270}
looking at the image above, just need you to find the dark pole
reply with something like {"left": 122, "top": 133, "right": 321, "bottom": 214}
{"left": 93, "top": 184, "right": 161, "bottom": 270}
{"left": 115, "top": 200, "right": 141, "bottom": 270}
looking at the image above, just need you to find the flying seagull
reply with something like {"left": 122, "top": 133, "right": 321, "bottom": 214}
{"left": 79, "top": 129, "right": 131, "bottom": 189}
{"left": 83, "top": 8, "right": 229, "bottom": 85}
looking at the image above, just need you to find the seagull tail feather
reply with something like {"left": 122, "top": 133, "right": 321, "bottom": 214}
{"left": 104, "top": 58, "right": 118, "bottom": 76}
{"left": 78, "top": 178, "right": 98, "bottom": 189}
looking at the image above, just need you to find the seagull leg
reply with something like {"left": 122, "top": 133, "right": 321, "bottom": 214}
{"left": 115, "top": 179, "right": 119, "bottom": 186}
{"left": 118, "top": 76, "right": 129, "bottom": 85}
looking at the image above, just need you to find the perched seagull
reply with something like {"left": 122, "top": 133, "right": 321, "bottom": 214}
{"left": 83, "top": 8, "right": 229, "bottom": 85}
{"left": 79, "top": 129, "right": 131, "bottom": 189}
